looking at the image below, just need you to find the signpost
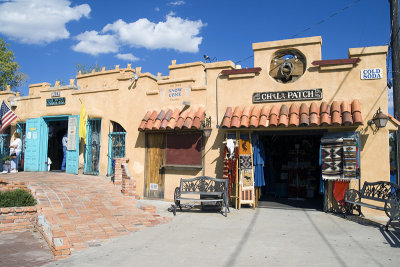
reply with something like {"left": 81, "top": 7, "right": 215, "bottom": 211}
{"left": 253, "top": 89, "right": 322, "bottom": 103}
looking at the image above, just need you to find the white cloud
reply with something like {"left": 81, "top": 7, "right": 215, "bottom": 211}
{"left": 168, "top": 1, "right": 185, "bottom": 6}
{"left": 0, "top": 0, "right": 90, "bottom": 44}
{"left": 103, "top": 14, "right": 205, "bottom": 53}
{"left": 72, "top": 31, "right": 118, "bottom": 55}
{"left": 116, "top": 53, "right": 139, "bottom": 61}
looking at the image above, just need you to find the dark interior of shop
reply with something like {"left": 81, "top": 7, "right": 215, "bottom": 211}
{"left": 258, "top": 133, "right": 323, "bottom": 210}
{"left": 47, "top": 120, "right": 68, "bottom": 171}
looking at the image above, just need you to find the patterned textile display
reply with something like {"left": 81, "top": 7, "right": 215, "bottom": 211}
{"left": 239, "top": 155, "right": 252, "bottom": 169}
{"left": 239, "top": 139, "right": 251, "bottom": 155}
{"left": 241, "top": 169, "right": 254, "bottom": 188}
{"left": 223, "top": 145, "right": 238, "bottom": 198}
{"left": 241, "top": 188, "right": 253, "bottom": 201}
{"left": 321, "top": 138, "right": 344, "bottom": 180}
{"left": 343, "top": 138, "right": 357, "bottom": 179}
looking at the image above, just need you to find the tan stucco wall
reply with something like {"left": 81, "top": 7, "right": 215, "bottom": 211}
{"left": 0, "top": 37, "right": 392, "bottom": 216}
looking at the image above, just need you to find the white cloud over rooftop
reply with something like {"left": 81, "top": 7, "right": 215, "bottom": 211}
{"left": 103, "top": 14, "right": 205, "bottom": 53}
{"left": 72, "top": 31, "right": 118, "bottom": 55}
{"left": 0, "top": 0, "right": 90, "bottom": 44}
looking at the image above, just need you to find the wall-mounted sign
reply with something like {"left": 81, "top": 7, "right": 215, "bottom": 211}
{"left": 253, "top": 89, "right": 323, "bottom": 103}
{"left": 51, "top": 91, "right": 60, "bottom": 97}
{"left": 361, "top": 68, "right": 382, "bottom": 80}
{"left": 46, "top": 97, "right": 66, "bottom": 106}
{"left": 67, "top": 117, "right": 77, "bottom": 150}
{"left": 168, "top": 88, "right": 182, "bottom": 98}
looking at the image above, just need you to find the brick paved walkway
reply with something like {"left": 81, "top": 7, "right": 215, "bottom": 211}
{"left": 1, "top": 172, "right": 170, "bottom": 257}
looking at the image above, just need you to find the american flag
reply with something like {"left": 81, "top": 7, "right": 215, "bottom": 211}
{"left": 0, "top": 101, "right": 17, "bottom": 132}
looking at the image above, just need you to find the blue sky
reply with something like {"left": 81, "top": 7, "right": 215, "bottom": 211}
{"left": 0, "top": 0, "right": 393, "bottom": 108}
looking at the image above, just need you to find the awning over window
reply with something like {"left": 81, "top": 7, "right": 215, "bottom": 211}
{"left": 221, "top": 100, "right": 363, "bottom": 128}
{"left": 138, "top": 106, "right": 205, "bottom": 131}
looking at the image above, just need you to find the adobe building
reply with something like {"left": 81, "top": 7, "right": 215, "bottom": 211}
{"left": 0, "top": 36, "right": 397, "bottom": 215}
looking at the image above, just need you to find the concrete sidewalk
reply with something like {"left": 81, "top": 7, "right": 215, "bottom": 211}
{"left": 46, "top": 202, "right": 400, "bottom": 267}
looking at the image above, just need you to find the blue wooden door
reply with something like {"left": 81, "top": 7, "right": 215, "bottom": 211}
{"left": 66, "top": 115, "right": 80, "bottom": 174}
{"left": 84, "top": 119, "right": 101, "bottom": 175}
{"left": 24, "top": 118, "right": 46, "bottom": 171}
{"left": 107, "top": 132, "right": 126, "bottom": 176}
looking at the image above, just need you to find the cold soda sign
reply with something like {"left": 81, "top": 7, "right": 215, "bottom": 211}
{"left": 168, "top": 88, "right": 182, "bottom": 98}
{"left": 361, "top": 68, "right": 382, "bottom": 80}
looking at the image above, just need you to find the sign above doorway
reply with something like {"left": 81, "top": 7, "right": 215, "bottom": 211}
{"left": 252, "top": 88, "right": 322, "bottom": 103}
{"left": 46, "top": 97, "right": 66, "bottom": 106}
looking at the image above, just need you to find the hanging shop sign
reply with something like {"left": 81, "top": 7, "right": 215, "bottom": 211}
{"left": 360, "top": 68, "right": 382, "bottom": 80}
{"left": 46, "top": 97, "right": 66, "bottom": 106}
{"left": 67, "top": 117, "right": 77, "bottom": 150}
{"left": 51, "top": 91, "right": 60, "bottom": 97}
{"left": 252, "top": 88, "right": 323, "bottom": 103}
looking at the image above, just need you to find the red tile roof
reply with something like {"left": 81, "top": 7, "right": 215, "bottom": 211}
{"left": 312, "top": 58, "right": 360, "bottom": 66}
{"left": 221, "top": 100, "right": 363, "bottom": 129}
{"left": 221, "top": 67, "right": 262, "bottom": 76}
{"left": 138, "top": 106, "right": 205, "bottom": 131}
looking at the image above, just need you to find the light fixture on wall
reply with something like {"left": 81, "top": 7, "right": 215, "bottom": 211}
{"left": 202, "top": 116, "right": 212, "bottom": 138}
{"left": 368, "top": 107, "right": 388, "bottom": 129}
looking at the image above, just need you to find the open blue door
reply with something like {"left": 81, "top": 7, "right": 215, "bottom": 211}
{"left": 66, "top": 115, "right": 80, "bottom": 174}
{"left": 24, "top": 118, "right": 46, "bottom": 171}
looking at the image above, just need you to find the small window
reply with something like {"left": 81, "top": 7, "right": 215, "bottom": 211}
{"left": 165, "top": 132, "right": 202, "bottom": 167}
{"left": 269, "top": 50, "right": 306, "bottom": 83}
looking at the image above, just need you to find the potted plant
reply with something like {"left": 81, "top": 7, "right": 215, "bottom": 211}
{"left": 2, "top": 155, "right": 11, "bottom": 173}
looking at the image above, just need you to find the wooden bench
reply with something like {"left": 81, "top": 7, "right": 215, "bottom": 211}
{"left": 170, "top": 176, "right": 229, "bottom": 217}
{"left": 344, "top": 181, "right": 400, "bottom": 230}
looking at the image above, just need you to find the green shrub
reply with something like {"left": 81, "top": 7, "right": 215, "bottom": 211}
{"left": 0, "top": 189, "right": 37, "bottom": 207}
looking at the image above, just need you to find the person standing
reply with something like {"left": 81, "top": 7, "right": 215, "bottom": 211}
{"left": 9, "top": 132, "right": 22, "bottom": 173}
{"left": 61, "top": 133, "right": 68, "bottom": 171}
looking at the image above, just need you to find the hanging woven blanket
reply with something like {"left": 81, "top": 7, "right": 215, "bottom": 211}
{"left": 321, "top": 138, "right": 344, "bottom": 180}
{"left": 343, "top": 138, "right": 357, "bottom": 179}
{"left": 223, "top": 145, "right": 238, "bottom": 198}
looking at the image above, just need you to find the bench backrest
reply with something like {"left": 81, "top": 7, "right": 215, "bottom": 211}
{"left": 180, "top": 176, "right": 227, "bottom": 195}
{"left": 360, "top": 181, "right": 400, "bottom": 202}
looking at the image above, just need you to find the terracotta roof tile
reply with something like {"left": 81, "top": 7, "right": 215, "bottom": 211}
{"left": 259, "top": 106, "right": 270, "bottom": 127}
{"left": 160, "top": 109, "right": 173, "bottom": 130}
{"left": 153, "top": 109, "right": 165, "bottom": 130}
{"left": 166, "top": 108, "right": 181, "bottom": 129}
{"left": 183, "top": 108, "right": 197, "bottom": 128}
{"left": 249, "top": 106, "right": 261, "bottom": 127}
{"left": 231, "top": 107, "right": 242, "bottom": 128}
{"left": 192, "top": 107, "right": 205, "bottom": 129}
{"left": 220, "top": 99, "right": 363, "bottom": 129}
{"left": 139, "top": 106, "right": 205, "bottom": 131}
{"left": 278, "top": 105, "right": 289, "bottom": 127}
{"left": 240, "top": 106, "right": 251, "bottom": 127}
{"left": 222, "top": 107, "right": 233, "bottom": 128}
{"left": 145, "top": 111, "right": 158, "bottom": 130}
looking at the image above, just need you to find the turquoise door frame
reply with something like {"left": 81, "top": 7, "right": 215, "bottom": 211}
{"left": 107, "top": 132, "right": 126, "bottom": 176}
{"left": 24, "top": 115, "right": 80, "bottom": 174}
{"left": 65, "top": 115, "right": 80, "bottom": 174}
{"left": 84, "top": 119, "right": 101, "bottom": 175}
{"left": 0, "top": 133, "right": 11, "bottom": 172}
{"left": 24, "top": 118, "right": 47, "bottom": 171}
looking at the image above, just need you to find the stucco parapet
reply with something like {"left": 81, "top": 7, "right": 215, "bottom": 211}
{"left": 139, "top": 72, "right": 158, "bottom": 82}
{"left": 71, "top": 88, "right": 119, "bottom": 95}
{"left": 29, "top": 82, "right": 51, "bottom": 88}
{"left": 15, "top": 96, "right": 41, "bottom": 101}
{"left": 205, "top": 61, "right": 235, "bottom": 70}
{"left": 0, "top": 91, "right": 16, "bottom": 96}
{"left": 168, "top": 61, "right": 204, "bottom": 70}
{"left": 157, "top": 77, "right": 196, "bottom": 85}
{"left": 40, "top": 85, "right": 79, "bottom": 92}
{"left": 252, "top": 36, "right": 322, "bottom": 51}
{"left": 191, "top": 85, "right": 206, "bottom": 91}
{"left": 76, "top": 67, "right": 135, "bottom": 79}
{"left": 348, "top": 46, "right": 388, "bottom": 57}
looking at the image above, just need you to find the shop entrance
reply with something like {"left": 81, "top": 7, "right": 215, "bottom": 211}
{"left": 257, "top": 133, "right": 323, "bottom": 210}
{"left": 47, "top": 120, "right": 68, "bottom": 171}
